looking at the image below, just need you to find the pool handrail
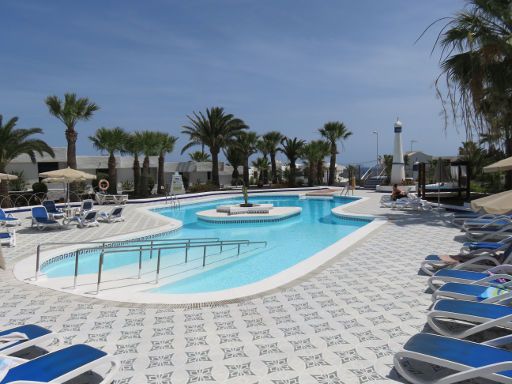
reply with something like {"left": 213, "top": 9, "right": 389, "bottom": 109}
{"left": 34, "top": 237, "right": 268, "bottom": 293}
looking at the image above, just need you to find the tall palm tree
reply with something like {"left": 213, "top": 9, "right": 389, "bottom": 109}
{"left": 189, "top": 151, "right": 211, "bottom": 162}
{"left": 319, "top": 121, "right": 352, "bottom": 186}
{"left": 223, "top": 145, "right": 243, "bottom": 185}
{"left": 0, "top": 115, "right": 55, "bottom": 204}
{"left": 45, "top": 93, "right": 99, "bottom": 170}
{"left": 301, "top": 142, "right": 321, "bottom": 187}
{"left": 155, "top": 132, "right": 178, "bottom": 195}
{"left": 89, "top": 127, "right": 127, "bottom": 194}
{"left": 429, "top": 0, "right": 512, "bottom": 187}
{"left": 315, "top": 140, "right": 331, "bottom": 185}
{"left": 262, "top": 131, "right": 283, "bottom": 183}
{"left": 124, "top": 133, "right": 143, "bottom": 196}
{"left": 236, "top": 131, "right": 259, "bottom": 186}
{"left": 280, "top": 137, "right": 305, "bottom": 187}
{"left": 138, "top": 131, "right": 160, "bottom": 197}
{"left": 181, "top": 107, "right": 248, "bottom": 187}
{"left": 252, "top": 157, "right": 270, "bottom": 184}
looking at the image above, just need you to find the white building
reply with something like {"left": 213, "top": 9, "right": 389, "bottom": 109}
{"left": 7, "top": 147, "right": 240, "bottom": 192}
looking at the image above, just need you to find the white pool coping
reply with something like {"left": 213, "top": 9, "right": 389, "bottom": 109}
{"left": 196, "top": 206, "right": 302, "bottom": 223}
{"left": 14, "top": 192, "right": 386, "bottom": 305}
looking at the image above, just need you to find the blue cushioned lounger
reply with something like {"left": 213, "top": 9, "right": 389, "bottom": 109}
{"left": 395, "top": 333, "right": 512, "bottom": 383}
{"left": 31, "top": 206, "right": 61, "bottom": 231}
{"left": 432, "top": 282, "right": 512, "bottom": 304}
{"left": 428, "top": 268, "right": 512, "bottom": 290}
{"left": 0, "top": 209, "right": 19, "bottom": 226}
{"left": 420, "top": 242, "right": 512, "bottom": 276}
{"left": 0, "top": 344, "right": 118, "bottom": 384}
{"left": 428, "top": 299, "right": 512, "bottom": 338}
{"left": 0, "top": 324, "right": 54, "bottom": 355}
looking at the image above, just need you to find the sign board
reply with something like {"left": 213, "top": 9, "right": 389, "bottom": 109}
{"left": 170, "top": 172, "right": 185, "bottom": 195}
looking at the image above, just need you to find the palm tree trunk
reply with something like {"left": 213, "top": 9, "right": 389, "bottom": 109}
{"left": 231, "top": 166, "right": 240, "bottom": 185}
{"left": 66, "top": 127, "right": 79, "bottom": 200}
{"left": 243, "top": 158, "right": 249, "bottom": 186}
{"left": 133, "top": 155, "right": 140, "bottom": 196}
{"left": 328, "top": 146, "right": 336, "bottom": 186}
{"left": 157, "top": 153, "right": 165, "bottom": 195}
{"left": 308, "top": 163, "right": 314, "bottom": 187}
{"left": 211, "top": 150, "right": 220, "bottom": 187}
{"left": 108, "top": 152, "right": 117, "bottom": 194}
{"left": 317, "top": 160, "right": 323, "bottom": 185}
{"left": 289, "top": 162, "right": 296, "bottom": 187}
{"left": 140, "top": 156, "right": 150, "bottom": 197}
{"left": 270, "top": 153, "right": 278, "bottom": 183}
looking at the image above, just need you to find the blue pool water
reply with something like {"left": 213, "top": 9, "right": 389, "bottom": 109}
{"left": 42, "top": 195, "right": 369, "bottom": 294}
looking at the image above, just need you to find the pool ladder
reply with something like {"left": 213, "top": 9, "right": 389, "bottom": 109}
{"left": 34, "top": 237, "right": 267, "bottom": 294}
{"left": 166, "top": 193, "right": 181, "bottom": 208}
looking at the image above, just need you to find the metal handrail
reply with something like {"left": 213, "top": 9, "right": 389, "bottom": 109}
{"left": 35, "top": 237, "right": 221, "bottom": 279}
{"left": 94, "top": 239, "right": 266, "bottom": 293}
{"left": 34, "top": 236, "right": 267, "bottom": 294}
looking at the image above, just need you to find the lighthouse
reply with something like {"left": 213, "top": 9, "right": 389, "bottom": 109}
{"left": 390, "top": 118, "right": 405, "bottom": 184}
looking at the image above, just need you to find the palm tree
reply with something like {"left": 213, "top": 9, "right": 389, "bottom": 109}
{"left": 0, "top": 115, "right": 55, "bottom": 204}
{"left": 280, "top": 137, "right": 305, "bottom": 187}
{"left": 89, "top": 127, "right": 127, "bottom": 194}
{"left": 223, "top": 145, "right": 243, "bottom": 185}
{"left": 181, "top": 107, "right": 248, "bottom": 187}
{"left": 138, "top": 131, "right": 160, "bottom": 197}
{"left": 301, "top": 142, "right": 321, "bottom": 187}
{"left": 124, "top": 133, "right": 143, "bottom": 196}
{"left": 262, "top": 131, "right": 283, "bottom": 183}
{"left": 235, "top": 131, "right": 259, "bottom": 186}
{"left": 429, "top": 0, "right": 512, "bottom": 188}
{"left": 45, "top": 93, "right": 99, "bottom": 170}
{"left": 315, "top": 140, "right": 331, "bottom": 185}
{"left": 155, "top": 132, "right": 178, "bottom": 194}
{"left": 319, "top": 121, "right": 352, "bottom": 185}
{"left": 189, "top": 151, "right": 211, "bottom": 162}
{"left": 252, "top": 157, "right": 270, "bottom": 185}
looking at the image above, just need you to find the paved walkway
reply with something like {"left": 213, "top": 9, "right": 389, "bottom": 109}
{"left": 0, "top": 191, "right": 463, "bottom": 384}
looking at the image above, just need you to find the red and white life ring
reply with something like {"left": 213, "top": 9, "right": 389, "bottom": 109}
{"left": 98, "top": 179, "right": 109, "bottom": 191}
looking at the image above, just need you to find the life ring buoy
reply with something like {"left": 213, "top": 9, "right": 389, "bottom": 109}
{"left": 98, "top": 179, "right": 109, "bottom": 191}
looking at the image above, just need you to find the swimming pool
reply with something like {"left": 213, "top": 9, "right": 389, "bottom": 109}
{"left": 40, "top": 194, "right": 372, "bottom": 297}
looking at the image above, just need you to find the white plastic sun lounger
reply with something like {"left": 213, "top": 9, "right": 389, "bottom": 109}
{"left": 431, "top": 282, "right": 512, "bottom": 304}
{"left": 465, "top": 223, "right": 512, "bottom": 242}
{"left": 427, "top": 264, "right": 512, "bottom": 291}
{"left": 427, "top": 299, "right": 512, "bottom": 339}
{"left": 0, "top": 325, "right": 56, "bottom": 355}
{"left": 0, "top": 344, "right": 118, "bottom": 384}
{"left": 420, "top": 242, "right": 512, "bottom": 276}
{"left": 394, "top": 333, "right": 512, "bottom": 384}
{"left": 98, "top": 206, "right": 124, "bottom": 223}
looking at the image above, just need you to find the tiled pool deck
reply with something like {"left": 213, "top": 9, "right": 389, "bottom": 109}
{"left": 0, "top": 191, "right": 462, "bottom": 383}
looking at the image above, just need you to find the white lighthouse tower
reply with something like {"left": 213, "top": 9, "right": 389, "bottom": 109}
{"left": 390, "top": 118, "right": 405, "bottom": 184}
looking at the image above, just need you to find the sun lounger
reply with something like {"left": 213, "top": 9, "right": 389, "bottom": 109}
{"left": 31, "top": 206, "right": 62, "bottom": 231}
{"left": 428, "top": 265, "right": 512, "bottom": 290}
{"left": 463, "top": 217, "right": 512, "bottom": 232}
{"left": 432, "top": 282, "right": 512, "bottom": 304}
{"left": 79, "top": 199, "right": 94, "bottom": 214}
{"left": 394, "top": 333, "right": 512, "bottom": 383}
{"left": 98, "top": 206, "right": 124, "bottom": 223}
{"left": 465, "top": 224, "right": 512, "bottom": 242}
{"left": 461, "top": 236, "right": 512, "bottom": 253}
{"left": 452, "top": 212, "right": 512, "bottom": 228}
{"left": 42, "top": 201, "right": 65, "bottom": 220}
{"left": 0, "top": 231, "right": 15, "bottom": 247}
{"left": 0, "top": 209, "right": 20, "bottom": 227}
{"left": 0, "top": 325, "right": 55, "bottom": 355}
{"left": 0, "top": 344, "right": 118, "bottom": 384}
{"left": 420, "top": 242, "right": 512, "bottom": 276}
{"left": 95, "top": 193, "right": 128, "bottom": 205}
{"left": 64, "top": 210, "right": 99, "bottom": 228}
{"left": 428, "top": 299, "right": 512, "bottom": 339}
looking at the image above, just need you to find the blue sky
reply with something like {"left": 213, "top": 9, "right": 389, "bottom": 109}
{"left": 1, "top": 0, "right": 466, "bottom": 165}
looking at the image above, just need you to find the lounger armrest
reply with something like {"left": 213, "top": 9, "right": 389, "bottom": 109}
{"left": 482, "top": 333, "right": 512, "bottom": 347}
{"left": 436, "top": 361, "right": 512, "bottom": 384}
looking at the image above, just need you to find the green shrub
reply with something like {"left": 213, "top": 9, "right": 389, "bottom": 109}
{"left": 188, "top": 183, "right": 218, "bottom": 193}
{"left": 32, "top": 182, "right": 48, "bottom": 193}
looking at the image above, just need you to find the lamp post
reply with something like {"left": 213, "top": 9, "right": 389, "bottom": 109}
{"left": 410, "top": 140, "right": 417, "bottom": 152}
{"left": 372, "top": 131, "right": 379, "bottom": 169}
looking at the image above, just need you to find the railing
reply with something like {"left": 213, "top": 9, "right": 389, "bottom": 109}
{"left": 35, "top": 237, "right": 267, "bottom": 294}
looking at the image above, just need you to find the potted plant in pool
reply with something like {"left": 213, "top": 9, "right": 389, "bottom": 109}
{"left": 240, "top": 185, "right": 254, "bottom": 207}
